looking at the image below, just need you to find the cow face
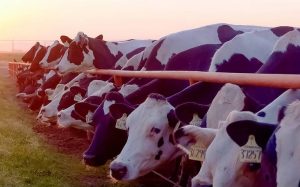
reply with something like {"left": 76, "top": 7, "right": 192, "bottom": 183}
{"left": 263, "top": 100, "right": 300, "bottom": 187}
{"left": 29, "top": 45, "right": 47, "bottom": 71}
{"left": 83, "top": 92, "right": 129, "bottom": 166}
{"left": 22, "top": 42, "right": 40, "bottom": 62}
{"left": 57, "top": 82, "right": 116, "bottom": 129}
{"left": 109, "top": 94, "right": 181, "bottom": 180}
{"left": 192, "top": 111, "right": 266, "bottom": 187}
{"left": 39, "top": 40, "right": 65, "bottom": 68}
{"left": 56, "top": 32, "right": 95, "bottom": 74}
{"left": 57, "top": 86, "right": 86, "bottom": 111}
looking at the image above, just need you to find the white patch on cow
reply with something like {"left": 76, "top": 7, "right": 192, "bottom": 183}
{"left": 114, "top": 56, "right": 128, "bottom": 69}
{"left": 206, "top": 83, "right": 245, "bottom": 129}
{"left": 86, "top": 80, "right": 108, "bottom": 96}
{"left": 209, "top": 29, "right": 280, "bottom": 71}
{"left": 57, "top": 46, "right": 95, "bottom": 74}
{"left": 37, "top": 78, "right": 43, "bottom": 85}
{"left": 74, "top": 93, "right": 83, "bottom": 102}
{"left": 122, "top": 51, "right": 144, "bottom": 70}
{"left": 110, "top": 96, "right": 181, "bottom": 180}
{"left": 44, "top": 70, "right": 56, "bottom": 81}
{"left": 256, "top": 89, "right": 300, "bottom": 124}
{"left": 106, "top": 39, "right": 153, "bottom": 57}
{"left": 103, "top": 100, "right": 115, "bottom": 115}
{"left": 39, "top": 40, "right": 61, "bottom": 68}
{"left": 275, "top": 100, "right": 300, "bottom": 187}
{"left": 119, "top": 84, "right": 139, "bottom": 97}
{"left": 155, "top": 24, "right": 264, "bottom": 66}
{"left": 273, "top": 29, "right": 300, "bottom": 52}
{"left": 89, "top": 82, "right": 115, "bottom": 98}
{"left": 57, "top": 105, "right": 93, "bottom": 130}
{"left": 192, "top": 111, "right": 258, "bottom": 187}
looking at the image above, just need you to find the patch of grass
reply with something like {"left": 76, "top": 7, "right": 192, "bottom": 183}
{"left": 0, "top": 64, "right": 139, "bottom": 187}
{"left": 0, "top": 52, "right": 24, "bottom": 62}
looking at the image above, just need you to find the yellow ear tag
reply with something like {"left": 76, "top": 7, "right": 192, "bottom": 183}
{"left": 74, "top": 94, "right": 83, "bottom": 102}
{"left": 86, "top": 111, "right": 94, "bottom": 124}
{"left": 190, "top": 113, "right": 201, "bottom": 126}
{"left": 239, "top": 135, "right": 262, "bottom": 163}
{"left": 115, "top": 113, "right": 127, "bottom": 130}
{"left": 188, "top": 141, "right": 206, "bottom": 161}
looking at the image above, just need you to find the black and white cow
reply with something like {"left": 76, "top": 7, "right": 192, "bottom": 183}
{"left": 176, "top": 87, "right": 300, "bottom": 187}
{"left": 56, "top": 32, "right": 154, "bottom": 74}
{"left": 107, "top": 26, "right": 292, "bottom": 181}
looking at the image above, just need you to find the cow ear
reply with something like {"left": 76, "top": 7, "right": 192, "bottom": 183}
{"left": 167, "top": 109, "right": 178, "bottom": 128}
{"left": 175, "top": 102, "right": 209, "bottom": 125}
{"left": 60, "top": 35, "right": 72, "bottom": 46}
{"left": 175, "top": 125, "right": 217, "bottom": 150}
{"left": 95, "top": 34, "right": 103, "bottom": 40}
{"left": 226, "top": 120, "right": 277, "bottom": 149}
{"left": 109, "top": 103, "right": 135, "bottom": 120}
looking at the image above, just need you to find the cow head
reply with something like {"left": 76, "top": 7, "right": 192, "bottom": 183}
{"left": 57, "top": 82, "right": 116, "bottom": 130}
{"left": 83, "top": 92, "right": 130, "bottom": 166}
{"left": 109, "top": 93, "right": 183, "bottom": 180}
{"left": 57, "top": 86, "right": 86, "bottom": 111}
{"left": 192, "top": 110, "right": 273, "bottom": 187}
{"left": 56, "top": 32, "right": 95, "bottom": 74}
{"left": 39, "top": 40, "right": 65, "bottom": 68}
{"left": 29, "top": 44, "right": 47, "bottom": 71}
{"left": 259, "top": 100, "right": 300, "bottom": 187}
{"left": 22, "top": 42, "right": 41, "bottom": 62}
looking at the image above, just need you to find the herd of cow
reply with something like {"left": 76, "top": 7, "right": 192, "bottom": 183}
{"left": 13, "top": 23, "right": 300, "bottom": 187}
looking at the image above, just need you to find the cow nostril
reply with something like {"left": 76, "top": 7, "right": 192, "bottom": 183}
{"left": 110, "top": 162, "right": 128, "bottom": 180}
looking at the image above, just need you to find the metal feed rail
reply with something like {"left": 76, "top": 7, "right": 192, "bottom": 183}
{"left": 8, "top": 61, "right": 300, "bottom": 88}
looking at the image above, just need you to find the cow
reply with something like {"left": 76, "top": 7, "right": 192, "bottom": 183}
{"left": 56, "top": 32, "right": 154, "bottom": 74}
{"left": 107, "top": 26, "right": 292, "bottom": 181}
{"left": 176, "top": 87, "right": 300, "bottom": 187}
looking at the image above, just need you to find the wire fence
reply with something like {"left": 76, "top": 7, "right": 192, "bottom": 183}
{"left": 0, "top": 40, "right": 54, "bottom": 53}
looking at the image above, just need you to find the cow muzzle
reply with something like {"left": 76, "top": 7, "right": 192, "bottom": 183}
{"left": 110, "top": 162, "right": 128, "bottom": 180}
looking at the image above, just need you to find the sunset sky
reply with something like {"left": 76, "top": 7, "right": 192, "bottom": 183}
{"left": 0, "top": 0, "right": 299, "bottom": 51}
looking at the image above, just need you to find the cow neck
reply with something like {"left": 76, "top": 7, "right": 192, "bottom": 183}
{"left": 88, "top": 37, "right": 121, "bottom": 69}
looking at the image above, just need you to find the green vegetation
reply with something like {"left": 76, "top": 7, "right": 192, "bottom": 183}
{"left": 0, "top": 63, "right": 137, "bottom": 187}
{"left": 0, "top": 52, "right": 24, "bottom": 62}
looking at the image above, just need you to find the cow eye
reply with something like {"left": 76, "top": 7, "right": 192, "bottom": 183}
{"left": 151, "top": 127, "right": 161, "bottom": 134}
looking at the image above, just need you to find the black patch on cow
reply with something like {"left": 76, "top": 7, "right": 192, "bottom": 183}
{"left": 109, "top": 103, "right": 135, "bottom": 120}
{"left": 216, "top": 54, "right": 263, "bottom": 73}
{"left": 175, "top": 102, "right": 209, "bottom": 125}
{"left": 167, "top": 109, "right": 178, "bottom": 128}
{"left": 277, "top": 106, "right": 286, "bottom": 123}
{"left": 165, "top": 44, "right": 221, "bottom": 71}
{"left": 67, "top": 42, "right": 85, "bottom": 65}
{"left": 257, "top": 111, "right": 266, "bottom": 117}
{"left": 47, "top": 43, "right": 64, "bottom": 62}
{"left": 226, "top": 120, "right": 277, "bottom": 149}
{"left": 155, "top": 150, "right": 163, "bottom": 160}
{"left": 30, "top": 45, "right": 47, "bottom": 71}
{"left": 143, "top": 39, "right": 165, "bottom": 71}
{"left": 126, "top": 47, "right": 145, "bottom": 59}
{"left": 157, "top": 137, "right": 164, "bottom": 147}
{"left": 148, "top": 93, "right": 166, "bottom": 101}
{"left": 22, "top": 42, "right": 40, "bottom": 62}
{"left": 217, "top": 24, "right": 243, "bottom": 43}
{"left": 242, "top": 92, "right": 266, "bottom": 112}
{"left": 57, "top": 86, "right": 86, "bottom": 111}
{"left": 59, "top": 72, "right": 79, "bottom": 84}
{"left": 243, "top": 44, "right": 300, "bottom": 106}
{"left": 71, "top": 102, "right": 99, "bottom": 122}
{"left": 271, "top": 26, "right": 294, "bottom": 37}
{"left": 105, "top": 91, "right": 125, "bottom": 103}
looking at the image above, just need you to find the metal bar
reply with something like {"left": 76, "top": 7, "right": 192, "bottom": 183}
{"left": 86, "top": 69, "right": 300, "bottom": 89}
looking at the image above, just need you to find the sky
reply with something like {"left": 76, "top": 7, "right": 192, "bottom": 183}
{"left": 0, "top": 0, "right": 300, "bottom": 51}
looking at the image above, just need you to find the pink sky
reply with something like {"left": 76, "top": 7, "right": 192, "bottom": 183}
{"left": 0, "top": 0, "right": 299, "bottom": 42}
